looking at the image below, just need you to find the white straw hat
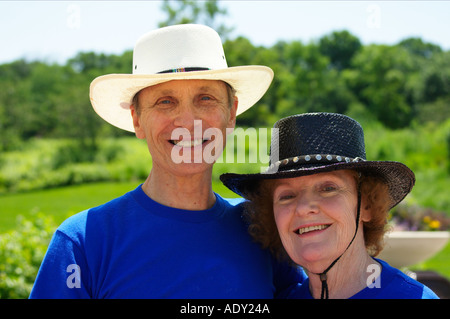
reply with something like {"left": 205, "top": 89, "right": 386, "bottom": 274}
{"left": 89, "top": 24, "right": 274, "bottom": 132}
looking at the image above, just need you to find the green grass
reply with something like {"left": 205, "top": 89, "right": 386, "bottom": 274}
{"left": 0, "top": 182, "right": 140, "bottom": 232}
{"left": 411, "top": 240, "right": 450, "bottom": 279}
{"left": 0, "top": 180, "right": 237, "bottom": 233}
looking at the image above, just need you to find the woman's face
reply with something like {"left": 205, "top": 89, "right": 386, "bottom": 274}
{"left": 273, "top": 170, "right": 360, "bottom": 272}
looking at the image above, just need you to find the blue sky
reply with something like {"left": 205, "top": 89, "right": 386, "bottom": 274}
{"left": 1, "top": 1, "right": 449, "bottom": 65}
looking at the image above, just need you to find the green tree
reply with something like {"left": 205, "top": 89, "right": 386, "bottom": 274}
{"left": 398, "top": 37, "right": 442, "bottom": 59}
{"left": 68, "top": 51, "right": 133, "bottom": 75}
{"left": 414, "top": 50, "right": 450, "bottom": 124}
{"left": 319, "top": 30, "right": 362, "bottom": 71}
{"left": 345, "top": 44, "right": 416, "bottom": 128}
{"left": 158, "top": 0, "right": 233, "bottom": 40}
{"left": 224, "top": 37, "right": 280, "bottom": 127}
{"left": 0, "top": 60, "right": 34, "bottom": 150}
{"left": 273, "top": 40, "right": 356, "bottom": 118}
{"left": 59, "top": 51, "right": 135, "bottom": 157}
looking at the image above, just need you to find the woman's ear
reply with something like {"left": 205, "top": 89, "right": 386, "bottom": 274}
{"left": 360, "top": 195, "right": 372, "bottom": 222}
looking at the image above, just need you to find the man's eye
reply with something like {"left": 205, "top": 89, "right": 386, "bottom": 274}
{"left": 155, "top": 98, "right": 173, "bottom": 107}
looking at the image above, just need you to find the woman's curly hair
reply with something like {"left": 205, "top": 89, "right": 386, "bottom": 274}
{"left": 242, "top": 170, "right": 392, "bottom": 262}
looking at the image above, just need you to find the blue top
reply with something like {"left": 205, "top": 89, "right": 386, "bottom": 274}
{"left": 286, "top": 258, "right": 439, "bottom": 299}
{"left": 29, "top": 185, "right": 304, "bottom": 299}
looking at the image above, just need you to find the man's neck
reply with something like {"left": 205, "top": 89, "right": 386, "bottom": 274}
{"left": 141, "top": 168, "right": 216, "bottom": 211}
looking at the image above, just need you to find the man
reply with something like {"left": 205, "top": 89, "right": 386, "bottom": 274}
{"left": 30, "top": 24, "right": 303, "bottom": 298}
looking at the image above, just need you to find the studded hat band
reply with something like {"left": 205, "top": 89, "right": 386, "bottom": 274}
{"left": 265, "top": 154, "right": 366, "bottom": 174}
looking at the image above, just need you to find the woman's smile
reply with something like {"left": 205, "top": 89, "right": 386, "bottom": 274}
{"left": 295, "top": 223, "right": 331, "bottom": 236}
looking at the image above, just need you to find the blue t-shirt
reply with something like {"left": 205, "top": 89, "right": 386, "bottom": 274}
{"left": 29, "top": 185, "right": 304, "bottom": 299}
{"left": 286, "top": 258, "right": 439, "bottom": 299}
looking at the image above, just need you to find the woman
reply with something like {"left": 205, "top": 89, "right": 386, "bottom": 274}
{"left": 221, "top": 112, "right": 439, "bottom": 299}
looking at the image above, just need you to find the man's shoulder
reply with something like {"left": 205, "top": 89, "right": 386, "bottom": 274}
{"left": 57, "top": 186, "right": 139, "bottom": 238}
{"left": 221, "top": 196, "right": 245, "bottom": 207}
{"left": 215, "top": 195, "right": 246, "bottom": 218}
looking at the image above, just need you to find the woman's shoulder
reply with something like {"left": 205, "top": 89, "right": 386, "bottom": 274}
{"left": 356, "top": 258, "right": 439, "bottom": 299}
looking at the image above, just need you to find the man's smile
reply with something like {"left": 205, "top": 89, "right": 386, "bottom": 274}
{"left": 169, "top": 138, "right": 210, "bottom": 147}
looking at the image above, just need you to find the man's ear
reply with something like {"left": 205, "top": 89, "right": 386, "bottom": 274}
{"left": 227, "top": 96, "right": 238, "bottom": 130}
{"left": 131, "top": 105, "right": 145, "bottom": 139}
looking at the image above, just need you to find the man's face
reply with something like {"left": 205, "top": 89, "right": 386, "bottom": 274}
{"left": 131, "top": 79, "right": 237, "bottom": 177}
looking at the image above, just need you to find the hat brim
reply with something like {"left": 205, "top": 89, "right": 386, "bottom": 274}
{"left": 220, "top": 160, "right": 415, "bottom": 209}
{"left": 89, "top": 65, "right": 273, "bottom": 132}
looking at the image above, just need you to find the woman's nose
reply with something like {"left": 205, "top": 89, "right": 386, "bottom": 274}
{"left": 294, "top": 193, "right": 320, "bottom": 217}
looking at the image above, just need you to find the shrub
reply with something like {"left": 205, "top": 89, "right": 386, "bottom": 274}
{"left": 0, "top": 213, "right": 56, "bottom": 299}
{"left": 0, "top": 138, "right": 150, "bottom": 193}
{"left": 390, "top": 204, "right": 450, "bottom": 231}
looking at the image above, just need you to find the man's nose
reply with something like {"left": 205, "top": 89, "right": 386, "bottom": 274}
{"left": 173, "top": 103, "right": 198, "bottom": 129}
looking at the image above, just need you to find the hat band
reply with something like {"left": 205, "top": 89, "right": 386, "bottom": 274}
{"left": 265, "top": 154, "right": 366, "bottom": 174}
{"left": 157, "top": 67, "right": 211, "bottom": 74}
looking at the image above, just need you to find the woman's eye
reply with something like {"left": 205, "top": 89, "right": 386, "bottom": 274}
{"left": 276, "top": 193, "right": 295, "bottom": 202}
{"left": 321, "top": 184, "right": 339, "bottom": 193}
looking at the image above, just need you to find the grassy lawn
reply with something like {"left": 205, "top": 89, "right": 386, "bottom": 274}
{"left": 0, "top": 182, "right": 140, "bottom": 232}
{"left": 1, "top": 181, "right": 448, "bottom": 280}
{"left": 411, "top": 240, "right": 450, "bottom": 279}
{"left": 0, "top": 180, "right": 237, "bottom": 232}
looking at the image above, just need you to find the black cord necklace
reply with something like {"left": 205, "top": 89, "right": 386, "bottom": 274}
{"left": 312, "top": 182, "right": 362, "bottom": 299}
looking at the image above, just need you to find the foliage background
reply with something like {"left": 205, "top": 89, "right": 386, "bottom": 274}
{"left": 1, "top": 30, "right": 448, "bottom": 211}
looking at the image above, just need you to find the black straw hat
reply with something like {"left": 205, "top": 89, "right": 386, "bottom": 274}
{"left": 220, "top": 112, "right": 415, "bottom": 209}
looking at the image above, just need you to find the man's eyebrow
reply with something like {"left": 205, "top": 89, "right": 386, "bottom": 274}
{"left": 158, "top": 89, "right": 174, "bottom": 95}
{"left": 198, "top": 86, "right": 224, "bottom": 95}
{"left": 198, "top": 86, "right": 212, "bottom": 92}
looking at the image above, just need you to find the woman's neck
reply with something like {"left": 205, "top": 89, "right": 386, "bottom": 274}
{"left": 307, "top": 241, "right": 380, "bottom": 299}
